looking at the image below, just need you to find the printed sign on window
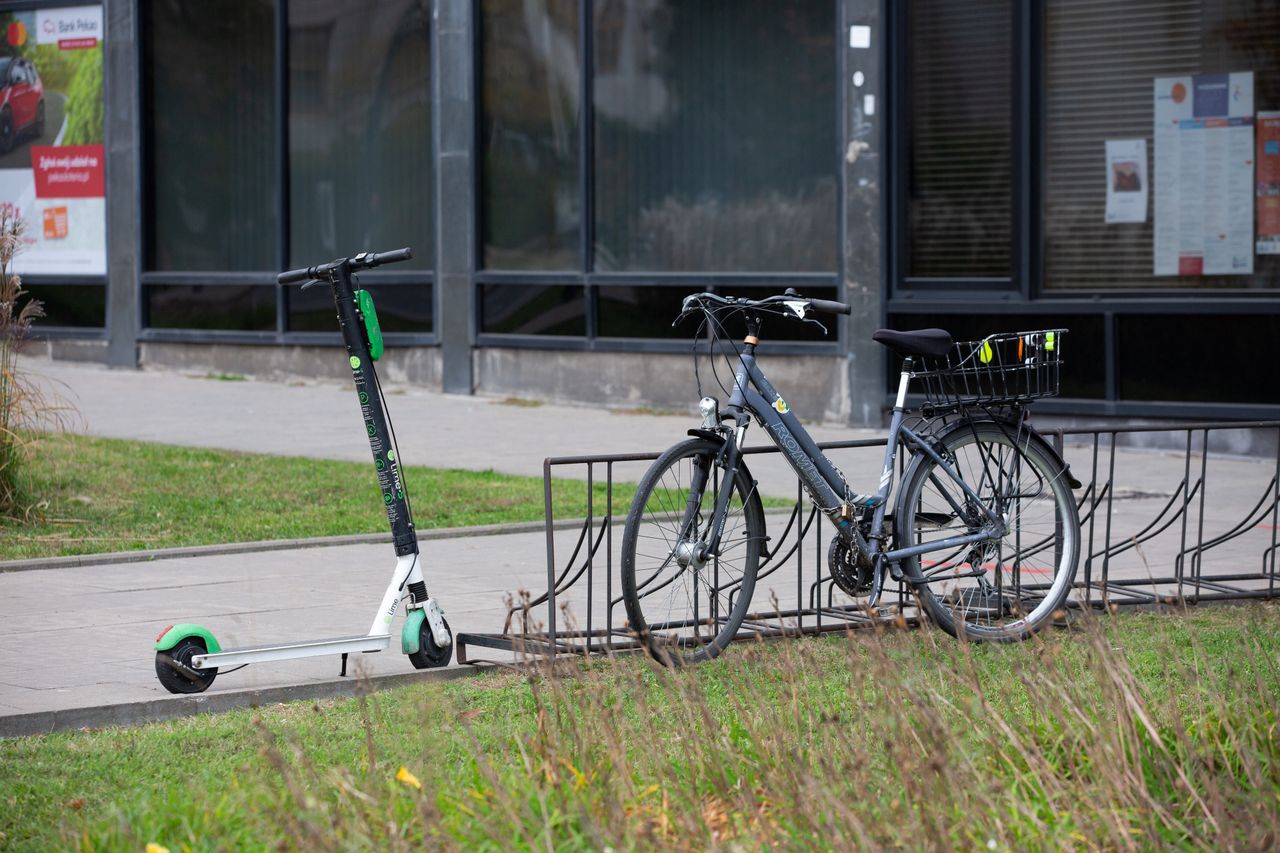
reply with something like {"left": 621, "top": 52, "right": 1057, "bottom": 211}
{"left": 0, "top": 4, "right": 105, "bottom": 275}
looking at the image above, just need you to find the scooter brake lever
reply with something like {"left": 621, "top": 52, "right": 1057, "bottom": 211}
{"left": 300, "top": 278, "right": 324, "bottom": 291}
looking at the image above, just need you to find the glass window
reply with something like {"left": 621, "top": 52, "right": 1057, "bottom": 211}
{"left": 479, "top": 0, "right": 580, "bottom": 271}
{"left": 145, "top": 0, "right": 277, "bottom": 272}
{"left": 146, "top": 285, "right": 276, "bottom": 331}
{"left": 480, "top": 284, "right": 585, "bottom": 335}
{"left": 596, "top": 286, "right": 685, "bottom": 338}
{"left": 592, "top": 0, "right": 837, "bottom": 273}
{"left": 1044, "top": 0, "right": 1280, "bottom": 291}
{"left": 905, "top": 0, "right": 1012, "bottom": 279}
{"left": 288, "top": 0, "right": 433, "bottom": 269}
{"left": 1119, "top": 315, "right": 1280, "bottom": 403}
{"left": 23, "top": 285, "right": 106, "bottom": 328}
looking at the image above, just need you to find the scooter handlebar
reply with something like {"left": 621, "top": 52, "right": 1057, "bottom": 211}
{"left": 277, "top": 247, "right": 415, "bottom": 285}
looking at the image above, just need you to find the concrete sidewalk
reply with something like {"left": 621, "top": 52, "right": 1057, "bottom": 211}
{"left": 22, "top": 356, "right": 880, "bottom": 487}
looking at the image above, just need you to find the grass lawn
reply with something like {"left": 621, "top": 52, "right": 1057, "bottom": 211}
{"left": 0, "top": 434, "right": 641, "bottom": 562}
{"left": 2, "top": 605, "right": 1278, "bottom": 850}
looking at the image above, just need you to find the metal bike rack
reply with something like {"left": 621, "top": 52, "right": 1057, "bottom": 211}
{"left": 455, "top": 421, "right": 1280, "bottom": 665}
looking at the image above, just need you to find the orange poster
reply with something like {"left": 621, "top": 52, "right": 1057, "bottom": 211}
{"left": 1259, "top": 111, "right": 1280, "bottom": 255}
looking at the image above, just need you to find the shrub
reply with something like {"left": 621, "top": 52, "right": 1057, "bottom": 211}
{"left": 0, "top": 211, "right": 47, "bottom": 518}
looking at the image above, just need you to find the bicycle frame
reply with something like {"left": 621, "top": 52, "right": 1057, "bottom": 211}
{"left": 722, "top": 347, "right": 1006, "bottom": 580}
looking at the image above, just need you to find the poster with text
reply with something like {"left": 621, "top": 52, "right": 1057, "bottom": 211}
{"left": 0, "top": 5, "right": 103, "bottom": 276}
{"left": 1104, "top": 139, "right": 1148, "bottom": 224}
{"left": 1152, "top": 72, "right": 1254, "bottom": 276}
{"left": 1258, "top": 112, "right": 1280, "bottom": 255}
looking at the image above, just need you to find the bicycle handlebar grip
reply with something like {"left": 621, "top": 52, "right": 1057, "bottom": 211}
{"left": 809, "top": 298, "right": 852, "bottom": 316}
{"left": 277, "top": 266, "right": 314, "bottom": 285}
{"left": 371, "top": 247, "right": 413, "bottom": 267}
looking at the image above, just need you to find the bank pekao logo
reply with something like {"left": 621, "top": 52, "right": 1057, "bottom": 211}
{"left": 359, "top": 391, "right": 369, "bottom": 404}
{"left": 383, "top": 492, "right": 393, "bottom": 504}
{"left": 772, "top": 396, "right": 789, "bottom": 414}
{"left": 350, "top": 356, "right": 361, "bottom": 369}
{"left": 375, "top": 458, "right": 386, "bottom": 471}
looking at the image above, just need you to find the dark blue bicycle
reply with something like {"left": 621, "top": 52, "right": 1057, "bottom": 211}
{"left": 620, "top": 290, "right": 1079, "bottom": 665}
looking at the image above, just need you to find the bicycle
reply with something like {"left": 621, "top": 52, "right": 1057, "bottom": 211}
{"left": 619, "top": 290, "right": 1080, "bottom": 665}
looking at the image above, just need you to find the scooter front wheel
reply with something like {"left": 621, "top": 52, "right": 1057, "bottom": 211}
{"left": 155, "top": 638, "right": 218, "bottom": 694}
{"left": 408, "top": 617, "right": 452, "bottom": 669}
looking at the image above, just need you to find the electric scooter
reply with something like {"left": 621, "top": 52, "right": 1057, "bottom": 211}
{"left": 153, "top": 248, "right": 453, "bottom": 694}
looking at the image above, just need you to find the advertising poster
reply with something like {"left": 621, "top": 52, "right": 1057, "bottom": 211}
{"left": 1152, "top": 72, "right": 1254, "bottom": 276}
{"left": 1104, "top": 139, "right": 1148, "bottom": 224}
{"left": 0, "top": 5, "right": 104, "bottom": 275}
{"left": 1258, "top": 111, "right": 1280, "bottom": 256}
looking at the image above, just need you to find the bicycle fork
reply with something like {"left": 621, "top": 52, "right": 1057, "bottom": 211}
{"left": 679, "top": 432, "right": 746, "bottom": 565}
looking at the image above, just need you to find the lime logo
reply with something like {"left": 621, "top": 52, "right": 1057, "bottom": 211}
{"left": 375, "top": 458, "right": 386, "bottom": 471}
{"left": 350, "top": 356, "right": 361, "bottom": 369}
{"left": 772, "top": 397, "right": 789, "bottom": 414}
{"left": 358, "top": 392, "right": 369, "bottom": 404}
{"left": 387, "top": 450, "right": 396, "bottom": 462}
{"left": 383, "top": 493, "right": 393, "bottom": 504}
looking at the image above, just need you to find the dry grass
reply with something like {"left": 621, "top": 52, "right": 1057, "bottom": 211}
{"left": 0, "top": 211, "right": 74, "bottom": 522}
{"left": 3, "top": 605, "right": 1278, "bottom": 851}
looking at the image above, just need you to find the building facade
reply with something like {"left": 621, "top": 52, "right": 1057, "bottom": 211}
{"left": 15, "top": 0, "right": 1280, "bottom": 423}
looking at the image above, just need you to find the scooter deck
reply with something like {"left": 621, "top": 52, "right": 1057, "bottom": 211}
{"left": 192, "top": 633, "right": 392, "bottom": 669}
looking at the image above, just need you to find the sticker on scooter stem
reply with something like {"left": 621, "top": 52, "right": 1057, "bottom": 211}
{"left": 350, "top": 356, "right": 361, "bottom": 369}
{"left": 772, "top": 396, "right": 789, "bottom": 414}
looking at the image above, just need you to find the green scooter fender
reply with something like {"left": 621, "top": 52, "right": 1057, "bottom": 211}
{"left": 401, "top": 607, "right": 426, "bottom": 655}
{"left": 154, "top": 623, "right": 222, "bottom": 654}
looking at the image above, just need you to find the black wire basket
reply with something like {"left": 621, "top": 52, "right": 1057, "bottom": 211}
{"left": 913, "top": 329, "right": 1066, "bottom": 409}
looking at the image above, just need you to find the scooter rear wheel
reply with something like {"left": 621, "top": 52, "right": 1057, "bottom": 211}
{"left": 408, "top": 617, "right": 452, "bottom": 669}
{"left": 155, "top": 638, "right": 218, "bottom": 694}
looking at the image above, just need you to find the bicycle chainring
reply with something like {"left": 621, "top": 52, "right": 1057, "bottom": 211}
{"left": 827, "top": 535, "right": 874, "bottom": 597}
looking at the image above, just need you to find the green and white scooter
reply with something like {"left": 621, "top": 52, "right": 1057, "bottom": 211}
{"left": 153, "top": 248, "right": 452, "bottom": 694}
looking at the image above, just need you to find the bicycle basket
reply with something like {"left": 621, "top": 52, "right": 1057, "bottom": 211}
{"left": 913, "top": 329, "right": 1065, "bottom": 409}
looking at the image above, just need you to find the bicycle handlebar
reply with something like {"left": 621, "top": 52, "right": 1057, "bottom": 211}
{"left": 676, "top": 290, "right": 852, "bottom": 325}
{"left": 277, "top": 247, "right": 415, "bottom": 286}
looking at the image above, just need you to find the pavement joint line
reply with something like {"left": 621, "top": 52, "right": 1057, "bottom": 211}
{"left": 0, "top": 664, "right": 490, "bottom": 738}
{"left": 0, "top": 517, "right": 591, "bottom": 574}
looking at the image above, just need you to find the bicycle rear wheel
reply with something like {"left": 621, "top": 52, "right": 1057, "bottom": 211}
{"left": 620, "top": 438, "right": 764, "bottom": 665}
{"left": 897, "top": 420, "right": 1079, "bottom": 641}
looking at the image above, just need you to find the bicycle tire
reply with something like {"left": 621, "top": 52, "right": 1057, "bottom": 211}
{"left": 896, "top": 420, "right": 1079, "bottom": 641}
{"left": 620, "top": 438, "right": 765, "bottom": 665}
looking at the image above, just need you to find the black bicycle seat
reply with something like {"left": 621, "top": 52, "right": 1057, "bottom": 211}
{"left": 872, "top": 328, "right": 954, "bottom": 358}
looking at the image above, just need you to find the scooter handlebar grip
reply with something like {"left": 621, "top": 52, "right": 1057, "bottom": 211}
{"left": 371, "top": 247, "right": 413, "bottom": 267}
{"left": 277, "top": 267, "right": 313, "bottom": 285}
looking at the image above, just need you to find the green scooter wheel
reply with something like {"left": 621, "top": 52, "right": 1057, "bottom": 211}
{"left": 408, "top": 617, "right": 452, "bottom": 669}
{"left": 155, "top": 638, "right": 218, "bottom": 694}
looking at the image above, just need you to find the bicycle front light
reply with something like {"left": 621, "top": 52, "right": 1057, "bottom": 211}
{"left": 699, "top": 396, "right": 719, "bottom": 430}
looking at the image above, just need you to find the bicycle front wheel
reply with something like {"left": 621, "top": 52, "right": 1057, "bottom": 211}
{"left": 898, "top": 420, "right": 1079, "bottom": 641}
{"left": 620, "top": 438, "right": 764, "bottom": 665}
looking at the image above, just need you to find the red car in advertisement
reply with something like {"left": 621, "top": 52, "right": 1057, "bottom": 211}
{"left": 0, "top": 56, "right": 43, "bottom": 154}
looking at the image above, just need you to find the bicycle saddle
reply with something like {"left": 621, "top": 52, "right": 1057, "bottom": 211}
{"left": 872, "top": 328, "right": 954, "bottom": 358}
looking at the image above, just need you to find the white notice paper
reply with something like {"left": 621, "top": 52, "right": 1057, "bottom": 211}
{"left": 1104, "top": 139, "right": 1148, "bottom": 224}
{"left": 1153, "top": 72, "right": 1255, "bottom": 276}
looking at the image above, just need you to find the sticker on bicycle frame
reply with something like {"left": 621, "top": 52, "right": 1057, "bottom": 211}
{"left": 772, "top": 396, "right": 789, "bottom": 414}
